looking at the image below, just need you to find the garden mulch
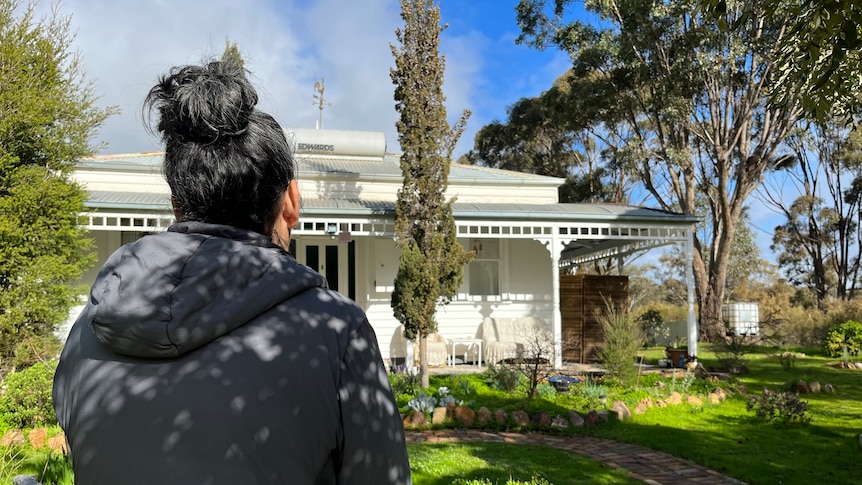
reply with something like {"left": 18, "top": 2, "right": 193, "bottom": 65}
{"left": 406, "top": 429, "right": 747, "bottom": 485}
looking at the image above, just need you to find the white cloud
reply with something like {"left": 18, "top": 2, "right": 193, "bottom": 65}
{"left": 42, "top": 0, "right": 400, "bottom": 154}
{"left": 293, "top": 0, "right": 402, "bottom": 142}
{"left": 439, "top": 21, "right": 570, "bottom": 160}
{"left": 39, "top": 0, "right": 566, "bottom": 161}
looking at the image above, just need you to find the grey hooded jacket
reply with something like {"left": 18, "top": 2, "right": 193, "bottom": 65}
{"left": 53, "top": 222, "right": 411, "bottom": 484}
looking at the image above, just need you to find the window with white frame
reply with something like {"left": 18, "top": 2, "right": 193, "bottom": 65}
{"left": 468, "top": 238, "right": 500, "bottom": 296}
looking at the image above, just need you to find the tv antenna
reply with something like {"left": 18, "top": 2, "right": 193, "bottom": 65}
{"left": 313, "top": 78, "right": 332, "bottom": 129}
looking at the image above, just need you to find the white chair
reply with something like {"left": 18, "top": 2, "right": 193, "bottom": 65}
{"left": 390, "top": 325, "right": 448, "bottom": 367}
{"left": 481, "top": 317, "right": 552, "bottom": 365}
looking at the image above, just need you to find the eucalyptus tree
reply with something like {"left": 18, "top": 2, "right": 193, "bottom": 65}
{"left": 463, "top": 76, "right": 632, "bottom": 204}
{"left": 767, "top": 123, "right": 862, "bottom": 309}
{"left": 701, "top": 0, "right": 862, "bottom": 123}
{"left": 0, "top": 0, "right": 113, "bottom": 375}
{"left": 390, "top": 0, "right": 472, "bottom": 387}
{"left": 515, "top": 0, "right": 801, "bottom": 339}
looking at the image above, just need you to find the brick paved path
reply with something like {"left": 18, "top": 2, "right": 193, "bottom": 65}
{"left": 406, "top": 429, "right": 746, "bottom": 485}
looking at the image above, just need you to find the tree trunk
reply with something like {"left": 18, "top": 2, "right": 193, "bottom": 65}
{"left": 700, "top": 216, "right": 736, "bottom": 341}
{"left": 701, "top": 284, "right": 725, "bottom": 341}
{"left": 419, "top": 335, "right": 429, "bottom": 389}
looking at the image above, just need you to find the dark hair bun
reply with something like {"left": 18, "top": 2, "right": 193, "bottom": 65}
{"left": 146, "top": 59, "right": 258, "bottom": 143}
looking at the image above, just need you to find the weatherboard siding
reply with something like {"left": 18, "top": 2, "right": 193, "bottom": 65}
{"left": 74, "top": 169, "right": 169, "bottom": 194}
{"left": 74, "top": 168, "right": 559, "bottom": 206}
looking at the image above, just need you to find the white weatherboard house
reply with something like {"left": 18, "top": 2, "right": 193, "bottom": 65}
{"left": 72, "top": 129, "right": 700, "bottom": 367}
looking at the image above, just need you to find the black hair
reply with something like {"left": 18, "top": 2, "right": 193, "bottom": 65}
{"left": 144, "top": 59, "right": 296, "bottom": 235}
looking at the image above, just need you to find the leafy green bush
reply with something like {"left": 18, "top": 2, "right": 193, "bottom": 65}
{"left": 389, "top": 369, "right": 421, "bottom": 402}
{"left": 12, "top": 334, "right": 63, "bottom": 371}
{"left": 0, "top": 361, "right": 57, "bottom": 428}
{"left": 746, "top": 389, "right": 811, "bottom": 424}
{"left": 535, "top": 382, "right": 556, "bottom": 399}
{"left": 573, "top": 378, "right": 609, "bottom": 410}
{"left": 668, "top": 369, "right": 697, "bottom": 395}
{"left": 484, "top": 363, "right": 521, "bottom": 392}
{"left": 0, "top": 408, "right": 10, "bottom": 434}
{"left": 407, "top": 391, "right": 439, "bottom": 414}
{"left": 823, "top": 320, "right": 862, "bottom": 357}
{"left": 636, "top": 309, "right": 669, "bottom": 347}
{"left": 447, "top": 374, "right": 477, "bottom": 397}
{"left": 597, "top": 300, "right": 645, "bottom": 385}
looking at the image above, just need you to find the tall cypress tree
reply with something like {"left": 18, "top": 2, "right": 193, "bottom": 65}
{"left": 221, "top": 38, "right": 244, "bottom": 69}
{"left": 390, "top": 0, "right": 471, "bottom": 387}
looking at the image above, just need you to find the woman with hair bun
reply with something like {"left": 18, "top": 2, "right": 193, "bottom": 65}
{"left": 53, "top": 59, "right": 411, "bottom": 485}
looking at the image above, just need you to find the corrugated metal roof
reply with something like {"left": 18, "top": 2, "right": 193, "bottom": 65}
{"left": 451, "top": 202, "right": 697, "bottom": 222}
{"left": 78, "top": 153, "right": 164, "bottom": 171}
{"left": 78, "top": 151, "right": 561, "bottom": 186}
{"left": 297, "top": 156, "right": 401, "bottom": 177}
{"left": 84, "top": 192, "right": 696, "bottom": 224}
{"left": 87, "top": 191, "right": 170, "bottom": 210}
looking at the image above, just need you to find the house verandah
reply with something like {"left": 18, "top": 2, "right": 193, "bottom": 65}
{"left": 70, "top": 128, "right": 700, "bottom": 367}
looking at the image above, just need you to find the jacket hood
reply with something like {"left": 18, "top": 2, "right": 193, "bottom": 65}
{"left": 87, "top": 222, "right": 327, "bottom": 358}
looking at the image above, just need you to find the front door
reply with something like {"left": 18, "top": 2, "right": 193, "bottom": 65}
{"left": 296, "top": 238, "right": 355, "bottom": 301}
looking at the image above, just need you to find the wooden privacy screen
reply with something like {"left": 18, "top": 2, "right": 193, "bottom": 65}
{"left": 560, "top": 274, "right": 630, "bottom": 363}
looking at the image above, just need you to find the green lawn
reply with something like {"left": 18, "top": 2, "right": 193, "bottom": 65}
{"left": 408, "top": 441, "right": 641, "bottom": 485}
{"left": 2, "top": 345, "right": 859, "bottom": 485}
{"left": 408, "top": 345, "right": 862, "bottom": 485}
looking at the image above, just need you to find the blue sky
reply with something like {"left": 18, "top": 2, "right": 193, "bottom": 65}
{"left": 42, "top": 0, "right": 782, "bottom": 263}
{"left": 43, "top": 0, "right": 570, "bottom": 161}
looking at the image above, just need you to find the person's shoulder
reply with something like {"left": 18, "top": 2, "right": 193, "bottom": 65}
{"left": 303, "top": 286, "right": 367, "bottom": 323}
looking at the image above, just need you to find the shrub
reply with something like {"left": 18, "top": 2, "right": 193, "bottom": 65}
{"left": 535, "top": 382, "right": 556, "bottom": 399}
{"left": 746, "top": 389, "right": 811, "bottom": 424}
{"left": 714, "top": 331, "right": 755, "bottom": 373}
{"left": 668, "top": 369, "right": 696, "bottom": 396}
{"left": 389, "top": 368, "right": 421, "bottom": 401}
{"left": 509, "top": 325, "right": 557, "bottom": 399}
{"left": 0, "top": 361, "right": 57, "bottom": 428}
{"left": 407, "top": 387, "right": 464, "bottom": 414}
{"left": 771, "top": 306, "right": 830, "bottom": 347}
{"left": 407, "top": 392, "right": 438, "bottom": 414}
{"left": 12, "top": 334, "right": 62, "bottom": 372}
{"left": 636, "top": 309, "right": 669, "bottom": 347}
{"left": 823, "top": 320, "right": 862, "bottom": 357}
{"left": 574, "top": 378, "right": 609, "bottom": 409}
{"left": 485, "top": 363, "right": 521, "bottom": 393}
{"left": 823, "top": 298, "right": 862, "bottom": 328}
{"left": 0, "top": 409, "right": 10, "bottom": 434}
{"left": 447, "top": 374, "right": 477, "bottom": 398}
{"left": 597, "top": 300, "right": 645, "bottom": 385}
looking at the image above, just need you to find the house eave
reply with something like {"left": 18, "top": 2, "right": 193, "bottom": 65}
{"left": 81, "top": 192, "right": 698, "bottom": 225}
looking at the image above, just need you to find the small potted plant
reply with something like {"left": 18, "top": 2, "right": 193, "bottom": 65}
{"left": 665, "top": 337, "right": 688, "bottom": 368}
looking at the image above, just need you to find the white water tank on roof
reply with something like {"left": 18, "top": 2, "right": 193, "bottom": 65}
{"left": 722, "top": 302, "right": 759, "bottom": 336}
{"left": 288, "top": 128, "right": 386, "bottom": 157}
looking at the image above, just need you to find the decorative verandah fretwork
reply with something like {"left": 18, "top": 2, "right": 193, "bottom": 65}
{"left": 78, "top": 213, "right": 174, "bottom": 232}
{"left": 78, "top": 205, "right": 699, "bottom": 368}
